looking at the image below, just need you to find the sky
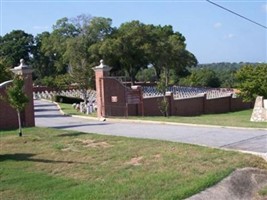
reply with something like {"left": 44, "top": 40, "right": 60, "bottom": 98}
{"left": 0, "top": 0, "right": 266, "bottom": 64}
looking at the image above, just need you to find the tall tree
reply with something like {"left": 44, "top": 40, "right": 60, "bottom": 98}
{"left": 148, "top": 25, "right": 197, "bottom": 86}
{"left": 147, "top": 25, "right": 173, "bottom": 84}
{"left": 64, "top": 35, "right": 93, "bottom": 97}
{"left": 64, "top": 16, "right": 114, "bottom": 99}
{"left": 0, "top": 60, "right": 12, "bottom": 83}
{"left": 31, "top": 32, "right": 57, "bottom": 81}
{"left": 40, "top": 17, "right": 80, "bottom": 75}
{"left": 235, "top": 64, "right": 267, "bottom": 102}
{"left": 0, "top": 30, "right": 34, "bottom": 67}
{"left": 98, "top": 20, "right": 151, "bottom": 84}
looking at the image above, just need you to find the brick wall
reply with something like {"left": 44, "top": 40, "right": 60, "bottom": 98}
{"left": 0, "top": 87, "right": 19, "bottom": 130}
{"left": 231, "top": 98, "right": 252, "bottom": 111}
{"left": 143, "top": 96, "right": 165, "bottom": 116}
{"left": 0, "top": 67, "right": 35, "bottom": 130}
{"left": 103, "top": 78, "right": 128, "bottom": 116}
{"left": 93, "top": 66, "right": 251, "bottom": 118}
{"left": 172, "top": 96, "right": 204, "bottom": 116}
{"left": 204, "top": 96, "right": 231, "bottom": 114}
{"left": 98, "top": 76, "right": 252, "bottom": 117}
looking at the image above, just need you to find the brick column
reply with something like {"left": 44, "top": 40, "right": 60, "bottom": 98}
{"left": 93, "top": 60, "right": 111, "bottom": 118}
{"left": 10, "top": 59, "right": 35, "bottom": 127}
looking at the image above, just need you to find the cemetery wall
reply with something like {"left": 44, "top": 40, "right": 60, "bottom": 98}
{"left": 204, "top": 95, "right": 231, "bottom": 114}
{"left": 98, "top": 77, "right": 252, "bottom": 117}
{"left": 141, "top": 95, "right": 250, "bottom": 116}
{"left": 231, "top": 98, "right": 252, "bottom": 111}
{"left": 142, "top": 96, "right": 166, "bottom": 116}
{"left": 172, "top": 96, "right": 204, "bottom": 116}
{"left": 102, "top": 78, "right": 128, "bottom": 116}
{"left": 34, "top": 78, "right": 252, "bottom": 118}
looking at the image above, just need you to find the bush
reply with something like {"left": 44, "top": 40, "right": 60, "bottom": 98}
{"left": 53, "top": 95, "right": 84, "bottom": 104}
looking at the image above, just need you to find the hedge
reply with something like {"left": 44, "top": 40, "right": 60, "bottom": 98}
{"left": 53, "top": 95, "right": 84, "bottom": 104}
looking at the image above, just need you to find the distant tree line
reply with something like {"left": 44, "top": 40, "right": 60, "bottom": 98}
{"left": 0, "top": 14, "right": 266, "bottom": 101}
{"left": 179, "top": 62, "right": 253, "bottom": 88}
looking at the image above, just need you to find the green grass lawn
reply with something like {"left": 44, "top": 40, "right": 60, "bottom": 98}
{"left": 58, "top": 102, "right": 97, "bottom": 117}
{"left": 259, "top": 186, "right": 267, "bottom": 196}
{"left": 128, "top": 109, "right": 267, "bottom": 129}
{"left": 58, "top": 102, "right": 266, "bottom": 129}
{"left": 1, "top": 127, "right": 267, "bottom": 200}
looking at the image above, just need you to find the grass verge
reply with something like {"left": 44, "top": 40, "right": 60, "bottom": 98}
{"left": 1, "top": 127, "right": 266, "bottom": 200}
{"left": 126, "top": 109, "right": 267, "bottom": 129}
{"left": 57, "top": 102, "right": 97, "bottom": 117}
{"left": 259, "top": 186, "right": 267, "bottom": 196}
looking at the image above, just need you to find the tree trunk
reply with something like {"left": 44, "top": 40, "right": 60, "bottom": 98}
{"left": 17, "top": 109, "right": 22, "bottom": 137}
{"left": 165, "top": 66, "right": 169, "bottom": 88}
{"left": 155, "top": 66, "right": 161, "bottom": 80}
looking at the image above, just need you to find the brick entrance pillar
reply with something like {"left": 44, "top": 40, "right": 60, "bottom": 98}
{"left": 10, "top": 59, "right": 35, "bottom": 127}
{"left": 93, "top": 60, "right": 111, "bottom": 118}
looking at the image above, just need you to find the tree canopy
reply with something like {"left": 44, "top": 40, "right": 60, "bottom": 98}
{"left": 184, "top": 68, "right": 221, "bottom": 88}
{"left": 235, "top": 64, "right": 267, "bottom": 102}
{"left": 2, "top": 14, "right": 265, "bottom": 99}
{"left": 97, "top": 22, "right": 197, "bottom": 85}
{"left": 0, "top": 30, "right": 34, "bottom": 83}
{"left": 0, "top": 30, "right": 34, "bottom": 67}
{"left": 0, "top": 14, "right": 198, "bottom": 88}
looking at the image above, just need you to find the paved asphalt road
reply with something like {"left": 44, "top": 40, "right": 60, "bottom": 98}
{"left": 34, "top": 100, "right": 267, "bottom": 155}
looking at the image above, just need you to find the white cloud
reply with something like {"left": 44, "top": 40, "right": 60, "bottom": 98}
{"left": 224, "top": 33, "right": 235, "bottom": 39}
{"left": 33, "top": 25, "right": 49, "bottom": 30}
{"left": 214, "top": 22, "right": 222, "bottom": 29}
{"left": 263, "top": 4, "right": 267, "bottom": 12}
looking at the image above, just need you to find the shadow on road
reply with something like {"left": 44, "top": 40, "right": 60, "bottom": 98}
{"left": 34, "top": 108, "right": 60, "bottom": 112}
{"left": 35, "top": 114, "right": 70, "bottom": 118}
{"left": 51, "top": 123, "right": 109, "bottom": 129}
{"left": 34, "top": 104, "right": 54, "bottom": 107}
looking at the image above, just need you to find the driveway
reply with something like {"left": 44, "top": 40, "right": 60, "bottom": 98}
{"left": 34, "top": 100, "right": 267, "bottom": 155}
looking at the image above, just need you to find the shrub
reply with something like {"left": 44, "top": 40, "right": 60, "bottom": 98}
{"left": 53, "top": 95, "right": 84, "bottom": 104}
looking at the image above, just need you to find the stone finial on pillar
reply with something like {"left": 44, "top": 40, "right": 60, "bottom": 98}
{"left": 93, "top": 60, "right": 112, "bottom": 119}
{"left": 93, "top": 59, "right": 111, "bottom": 71}
{"left": 11, "top": 58, "right": 33, "bottom": 75}
{"left": 15, "top": 59, "right": 28, "bottom": 69}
